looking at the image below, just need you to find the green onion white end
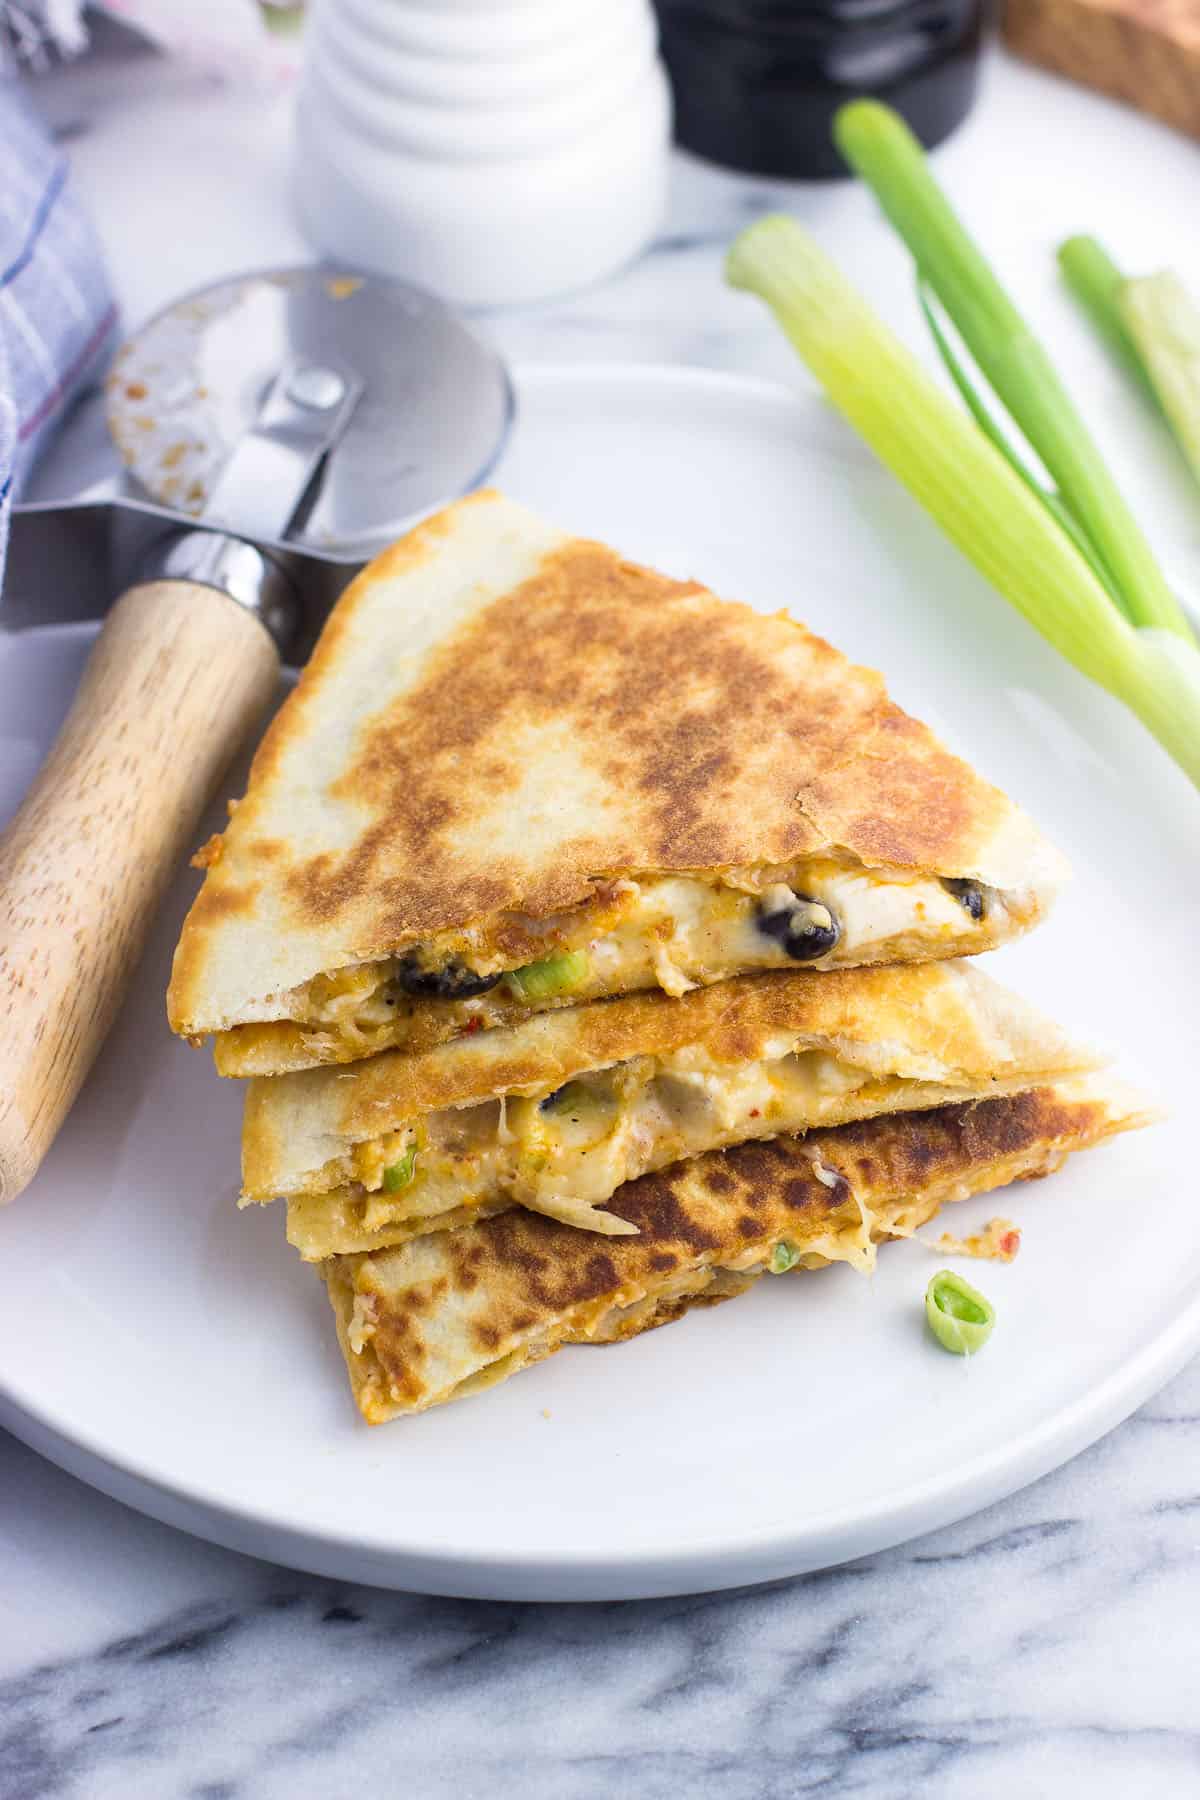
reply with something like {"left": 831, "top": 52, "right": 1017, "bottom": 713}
{"left": 1122, "top": 272, "right": 1200, "bottom": 486}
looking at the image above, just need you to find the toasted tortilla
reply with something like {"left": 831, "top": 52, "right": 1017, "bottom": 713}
{"left": 240, "top": 961, "right": 1103, "bottom": 1254}
{"left": 323, "top": 1076, "right": 1155, "bottom": 1422}
{"left": 166, "top": 491, "right": 1064, "bottom": 1073}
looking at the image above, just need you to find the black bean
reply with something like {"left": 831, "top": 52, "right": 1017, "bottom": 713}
{"left": 395, "top": 954, "right": 502, "bottom": 1000}
{"left": 942, "top": 878, "right": 986, "bottom": 921}
{"left": 756, "top": 892, "right": 841, "bottom": 962}
{"left": 540, "top": 1081, "right": 593, "bottom": 1115}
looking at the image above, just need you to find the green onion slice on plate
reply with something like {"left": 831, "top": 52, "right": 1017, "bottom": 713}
{"left": 925, "top": 1269, "right": 995, "bottom": 1356}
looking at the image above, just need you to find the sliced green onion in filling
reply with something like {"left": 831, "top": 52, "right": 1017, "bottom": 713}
{"left": 925, "top": 1269, "right": 995, "bottom": 1355}
{"left": 770, "top": 1241, "right": 804, "bottom": 1274}
{"left": 508, "top": 949, "right": 591, "bottom": 1002}
{"left": 382, "top": 1145, "right": 418, "bottom": 1193}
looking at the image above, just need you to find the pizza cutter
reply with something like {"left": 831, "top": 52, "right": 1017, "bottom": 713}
{"left": 0, "top": 266, "right": 512, "bottom": 1203}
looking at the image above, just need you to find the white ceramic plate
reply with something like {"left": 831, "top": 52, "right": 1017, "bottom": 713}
{"left": 2, "top": 365, "right": 1198, "bottom": 1601}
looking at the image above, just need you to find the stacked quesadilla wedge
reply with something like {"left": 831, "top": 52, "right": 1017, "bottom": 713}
{"left": 327, "top": 1079, "right": 1155, "bottom": 1422}
{"left": 242, "top": 960, "right": 1105, "bottom": 1255}
{"left": 165, "top": 490, "right": 1156, "bottom": 1426}
{"left": 167, "top": 490, "right": 1065, "bottom": 1078}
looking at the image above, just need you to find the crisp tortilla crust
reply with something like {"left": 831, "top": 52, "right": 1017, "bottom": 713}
{"left": 242, "top": 960, "right": 1100, "bottom": 1202}
{"left": 167, "top": 491, "right": 1063, "bottom": 1041}
{"left": 324, "top": 1076, "right": 1155, "bottom": 1423}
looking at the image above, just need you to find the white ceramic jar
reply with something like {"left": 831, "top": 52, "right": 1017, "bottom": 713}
{"left": 292, "top": 0, "right": 672, "bottom": 307}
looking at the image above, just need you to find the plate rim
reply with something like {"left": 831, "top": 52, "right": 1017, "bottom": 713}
{"left": 2, "top": 1266, "right": 1197, "bottom": 1601}
{"left": 3, "top": 359, "right": 1197, "bottom": 1601}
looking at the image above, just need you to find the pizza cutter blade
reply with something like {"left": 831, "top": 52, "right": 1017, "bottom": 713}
{"left": 6, "top": 264, "right": 513, "bottom": 661}
{"left": 0, "top": 265, "right": 513, "bottom": 1202}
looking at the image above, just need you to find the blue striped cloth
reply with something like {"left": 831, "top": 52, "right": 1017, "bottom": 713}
{"left": 0, "top": 78, "right": 117, "bottom": 584}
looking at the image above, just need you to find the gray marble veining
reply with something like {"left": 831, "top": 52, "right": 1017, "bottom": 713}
{"left": 4, "top": 31, "right": 1200, "bottom": 1800}
{"left": 3, "top": 1362, "right": 1199, "bottom": 1799}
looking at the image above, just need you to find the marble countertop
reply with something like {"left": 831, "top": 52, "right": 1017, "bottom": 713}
{"left": 3, "top": 28, "right": 1200, "bottom": 1800}
{"left": 4, "top": 1367, "right": 1199, "bottom": 1798}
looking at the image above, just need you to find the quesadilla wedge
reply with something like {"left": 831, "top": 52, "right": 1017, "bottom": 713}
{"left": 241, "top": 961, "right": 1103, "bottom": 1256}
{"left": 324, "top": 1076, "right": 1156, "bottom": 1422}
{"left": 166, "top": 490, "right": 1065, "bottom": 1077}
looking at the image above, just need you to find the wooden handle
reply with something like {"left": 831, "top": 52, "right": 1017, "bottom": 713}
{"left": 0, "top": 579, "right": 279, "bottom": 1204}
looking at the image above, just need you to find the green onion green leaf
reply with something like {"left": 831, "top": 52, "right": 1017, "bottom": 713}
{"left": 770, "top": 1241, "right": 803, "bottom": 1274}
{"left": 918, "top": 280, "right": 1129, "bottom": 610}
{"left": 925, "top": 1269, "right": 995, "bottom": 1356}
{"left": 1061, "top": 237, "right": 1200, "bottom": 543}
{"left": 1057, "top": 235, "right": 1158, "bottom": 403}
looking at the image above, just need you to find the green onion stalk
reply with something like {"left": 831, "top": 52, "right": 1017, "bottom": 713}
{"left": 1061, "top": 235, "right": 1200, "bottom": 493}
{"left": 1060, "top": 237, "right": 1200, "bottom": 754}
{"left": 833, "top": 102, "right": 1190, "bottom": 640}
{"left": 1121, "top": 272, "right": 1200, "bottom": 488}
{"left": 724, "top": 108, "right": 1200, "bottom": 788}
{"left": 1058, "top": 235, "right": 1159, "bottom": 404}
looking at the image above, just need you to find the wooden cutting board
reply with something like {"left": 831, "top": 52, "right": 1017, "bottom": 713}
{"left": 1003, "top": 0, "right": 1200, "bottom": 142}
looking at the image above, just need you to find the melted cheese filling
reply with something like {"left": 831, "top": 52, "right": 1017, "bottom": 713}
{"left": 289, "top": 1041, "right": 940, "bottom": 1260}
{"left": 272, "top": 860, "right": 1008, "bottom": 1053}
